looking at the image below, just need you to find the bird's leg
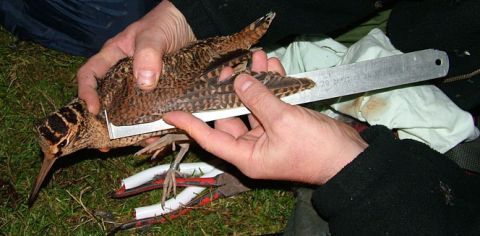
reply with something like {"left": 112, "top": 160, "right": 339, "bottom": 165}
{"left": 163, "top": 142, "right": 189, "bottom": 205}
{"left": 135, "top": 134, "right": 190, "bottom": 206}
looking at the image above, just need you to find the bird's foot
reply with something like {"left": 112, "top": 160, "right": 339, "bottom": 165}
{"left": 135, "top": 134, "right": 190, "bottom": 206}
{"left": 161, "top": 142, "right": 190, "bottom": 207}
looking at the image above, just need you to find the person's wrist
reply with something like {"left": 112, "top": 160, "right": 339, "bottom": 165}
{"left": 315, "top": 134, "right": 368, "bottom": 185}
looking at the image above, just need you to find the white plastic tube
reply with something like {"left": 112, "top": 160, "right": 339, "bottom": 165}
{"left": 122, "top": 162, "right": 218, "bottom": 189}
{"left": 118, "top": 161, "right": 224, "bottom": 220}
{"left": 134, "top": 167, "right": 223, "bottom": 219}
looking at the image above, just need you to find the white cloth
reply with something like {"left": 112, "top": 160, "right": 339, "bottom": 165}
{"left": 268, "top": 29, "right": 479, "bottom": 153}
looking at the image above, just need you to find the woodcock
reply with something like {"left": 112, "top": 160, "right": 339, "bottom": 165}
{"left": 30, "top": 12, "right": 315, "bottom": 205}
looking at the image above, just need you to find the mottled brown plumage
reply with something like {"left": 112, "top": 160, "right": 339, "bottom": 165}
{"left": 29, "top": 12, "right": 315, "bottom": 205}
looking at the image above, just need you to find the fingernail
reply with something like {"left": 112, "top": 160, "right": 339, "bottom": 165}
{"left": 136, "top": 70, "right": 157, "bottom": 88}
{"left": 238, "top": 74, "right": 253, "bottom": 92}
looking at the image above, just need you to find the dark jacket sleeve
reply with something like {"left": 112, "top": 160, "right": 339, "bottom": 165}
{"left": 170, "top": 0, "right": 378, "bottom": 44}
{"left": 312, "top": 125, "right": 480, "bottom": 235}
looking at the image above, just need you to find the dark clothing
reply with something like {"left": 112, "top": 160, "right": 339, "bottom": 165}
{"left": 0, "top": 0, "right": 158, "bottom": 56}
{"left": 171, "top": 0, "right": 379, "bottom": 45}
{"left": 0, "top": 0, "right": 380, "bottom": 56}
{"left": 312, "top": 126, "right": 480, "bottom": 235}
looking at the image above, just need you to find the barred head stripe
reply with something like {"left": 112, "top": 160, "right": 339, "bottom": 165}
{"left": 46, "top": 114, "right": 68, "bottom": 137}
{"left": 59, "top": 107, "right": 78, "bottom": 124}
{"left": 38, "top": 125, "right": 60, "bottom": 143}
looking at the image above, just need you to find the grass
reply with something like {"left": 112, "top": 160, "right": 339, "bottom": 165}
{"left": 0, "top": 28, "right": 295, "bottom": 235}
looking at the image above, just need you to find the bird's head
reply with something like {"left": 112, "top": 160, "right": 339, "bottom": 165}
{"left": 29, "top": 98, "right": 94, "bottom": 205}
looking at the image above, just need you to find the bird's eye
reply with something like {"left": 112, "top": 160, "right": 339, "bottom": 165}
{"left": 57, "top": 139, "right": 67, "bottom": 149}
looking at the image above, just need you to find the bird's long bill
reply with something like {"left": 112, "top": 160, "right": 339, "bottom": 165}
{"left": 28, "top": 154, "right": 55, "bottom": 206}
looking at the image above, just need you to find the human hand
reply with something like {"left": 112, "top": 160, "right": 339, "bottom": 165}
{"left": 163, "top": 51, "right": 368, "bottom": 185}
{"left": 77, "top": 1, "right": 195, "bottom": 115}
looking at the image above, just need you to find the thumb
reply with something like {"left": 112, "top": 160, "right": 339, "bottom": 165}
{"left": 133, "top": 32, "right": 165, "bottom": 91}
{"left": 234, "top": 74, "right": 288, "bottom": 130}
